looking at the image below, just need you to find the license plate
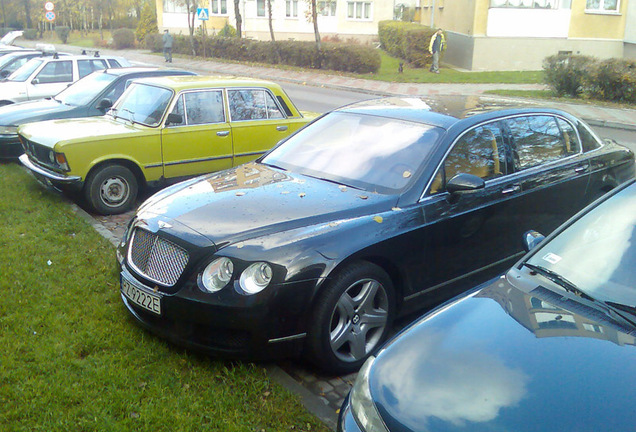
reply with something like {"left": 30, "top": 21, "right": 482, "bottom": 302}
{"left": 121, "top": 276, "right": 162, "bottom": 315}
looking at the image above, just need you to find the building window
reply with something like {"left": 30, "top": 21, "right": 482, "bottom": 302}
{"left": 585, "top": 0, "right": 619, "bottom": 12}
{"left": 347, "top": 1, "right": 372, "bottom": 19}
{"left": 318, "top": 0, "right": 337, "bottom": 16}
{"left": 257, "top": 0, "right": 266, "bottom": 16}
{"left": 490, "top": 0, "right": 559, "bottom": 8}
{"left": 286, "top": 0, "right": 298, "bottom": 17}
{"left": 163, "top": 0, "right": 188, "bottom": 13}
{"left": 211, "top": 0, "right": 228, "bottom": 14}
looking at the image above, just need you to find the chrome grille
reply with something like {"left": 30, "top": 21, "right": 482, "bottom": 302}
{"left": 128, "top": 228, "right": 189, "bottom": 286}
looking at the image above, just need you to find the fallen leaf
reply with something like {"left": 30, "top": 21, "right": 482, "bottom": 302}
{"left": 235, "top": 192, "right": 245, "bottom": 196}
{"left": 358, "top": 195, "right": 368, "bottom": 200}
{"left": 403, "top": 170, "right": 412, "bottom": 178}
{"left": 299, "top": 193, "right": 306, "bottom": 198}
{"left": 373, "top": 216, "right": 383, "bottom": 223}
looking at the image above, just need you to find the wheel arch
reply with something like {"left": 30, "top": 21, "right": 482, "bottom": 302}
{"left": 84, "top": 158, "right": 147, "bottom": 190}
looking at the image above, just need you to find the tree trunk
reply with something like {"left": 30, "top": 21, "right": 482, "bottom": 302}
{"left": 23, "top": 0, "right": 32, "bottom": 29}
{"left": 187, "top": 1, "right": 196, "bottom": 56}
{"left": 233, "top": 0, "right": 242, "bottom": 37}
{"left": 267, "top": 0, "right": 275, "bottom": 42}
{"left": 311, "top": 0, "right": 321, "bottom": 50}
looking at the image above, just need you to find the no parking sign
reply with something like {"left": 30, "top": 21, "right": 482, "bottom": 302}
{"left": 45, "top": 11, "right": 56, "bottom": 21}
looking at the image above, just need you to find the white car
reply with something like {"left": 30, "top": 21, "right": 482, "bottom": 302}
{"left": 0, "top": 53, "right": 131, "bottom": 106}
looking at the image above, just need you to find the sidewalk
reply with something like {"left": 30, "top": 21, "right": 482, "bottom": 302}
{"left": 21, "top": 40, "right": 636, "bottom": 131}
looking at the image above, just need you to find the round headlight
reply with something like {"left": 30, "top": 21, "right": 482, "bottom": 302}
{"left": 200, "top": 257, "right": 234, "bottom": 293}
{"left": 239, "top": 262, "right": 273, "bottom": 295}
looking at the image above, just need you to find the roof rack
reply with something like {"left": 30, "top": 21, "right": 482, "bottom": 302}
{"left": 81, "top": 49, "right": 100, "bottom": 58}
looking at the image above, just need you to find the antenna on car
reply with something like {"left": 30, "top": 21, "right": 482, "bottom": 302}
{"left": 81, "top": 49, "right": 87, "bottom": 55}
{"left": 94, "top": 51, "right": 100, "bottom": 57}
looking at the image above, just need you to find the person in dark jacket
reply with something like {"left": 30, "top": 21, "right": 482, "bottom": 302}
{"left": 162, "top": 29, "right": 174, "bottom": 63}
{"left": 428, "top": 28, "right": 445, "bottom": 74}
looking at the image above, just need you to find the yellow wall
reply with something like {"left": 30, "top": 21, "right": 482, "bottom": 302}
{"left": 568, "top": 0, "right": 627, "bottom": 39}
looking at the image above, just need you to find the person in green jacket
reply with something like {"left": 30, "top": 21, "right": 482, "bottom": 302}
{"left": 428, "top": 29, "right": 445, "bottom": 74}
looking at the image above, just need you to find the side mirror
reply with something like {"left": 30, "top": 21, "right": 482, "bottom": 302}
{"left": 165, "top": 113, "right": 182, "bottom": 126}
{"left": 446, "top": 173, "right": 485, "bottom": 195}
{"left": 96, "top": 98, "right": 113, "bottom": 112}
{"left": 31, "top": 78, "right": 39, "bottom": 85}
{"left": 0, "top": 70, "right": 9, "bottom": 78}
{"left": 522, "top": 230, "right": 545, "bottom": 252}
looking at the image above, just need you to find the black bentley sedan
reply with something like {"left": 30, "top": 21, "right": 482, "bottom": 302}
{"left": 116, "top": 98, "right": 635, "bottom": 373}
{"left": 338, "top": 178, "right": 636, "bottom": 432}
{"left": 0, "top": 67, "right": 195, "bottom": 159}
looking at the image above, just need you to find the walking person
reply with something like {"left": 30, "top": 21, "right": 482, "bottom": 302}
{"left": 429, "top": 28, "right": 445, "bottom": 74}
{"left": 162, "top": 29, "right": 173, "bottom": 63}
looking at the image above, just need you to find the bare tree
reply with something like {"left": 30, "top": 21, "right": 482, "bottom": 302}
{"left": 233, "top": 0, "right": 242, "bottom": 37}
{"left": 267, "top": 0, "right": 275, "bottom": 42}
{"left": 22, "top": 0, "right": 32, "bottom": 28}
{"left": 305, "top": 0, "right": 321, "bottom": 50}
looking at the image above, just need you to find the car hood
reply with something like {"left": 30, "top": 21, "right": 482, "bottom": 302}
{"left": 0, "top": 80, "right": 27, "bottom": 99}
{"left": 136, "top": 163, "right": 395, "bottom": 248}
{"left": 370, "top": 273, "right": 636, "bottom": 432}
{"left": 0, "top": 98, "right": 75, "bottom": 126}
{"left": 18, "top": 116, "right": 147, "bottom": 148}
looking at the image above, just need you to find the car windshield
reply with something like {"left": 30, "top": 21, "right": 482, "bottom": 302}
{"left": 526, "top": 183, "right": 636, "bottom": 307}
{"left": 7, "top": 58, "right": 43, "bottom": 82}
{"left": 262, "top": 112, "right": 442, "bottom": 193}
{"left": 55, "top": 71, "right": 117, "bottom": 106}
{"left": 111, "top": 82, "right": 172, "bottom": 127}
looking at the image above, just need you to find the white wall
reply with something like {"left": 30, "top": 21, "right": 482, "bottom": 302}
{"left": 487, "top": 8, "right": 571, "bottom": 38}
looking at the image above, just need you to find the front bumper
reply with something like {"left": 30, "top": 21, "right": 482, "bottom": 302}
{"left": 0, "top": 134, "right": 22, "bottom": 159}
{"left": 119, "top": 264, "right": 311, "bottom": 361}
{"left": 19, "top": 153, "right": 81, "bottom": 185}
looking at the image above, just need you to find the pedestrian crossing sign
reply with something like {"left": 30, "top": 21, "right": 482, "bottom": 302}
{"left": 196, "top": 8, "right": 209, "bottom": 20}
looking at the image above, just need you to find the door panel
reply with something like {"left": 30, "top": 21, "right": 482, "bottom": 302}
{"left": 26, "top": 60, "right": 73, "bottom": 100}
{"left": 161, "top": 91, "right": 233, "bottom": 179}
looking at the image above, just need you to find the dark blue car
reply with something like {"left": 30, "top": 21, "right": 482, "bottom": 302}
{"left": 0, "top": 67, "right": 195, "bottom": 159}
{"left": 338, "top": 178, "right": 636, "bottom": 432}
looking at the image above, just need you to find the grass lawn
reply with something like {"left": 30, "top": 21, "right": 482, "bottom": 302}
{"left": 0, "top": 162, "right": 329, "bottom": 432}
{"left": 485, "top": 89, "right": 636, "bottom": 109}
{"left": 355, "top": 51, "right": 544, "bottom": 84}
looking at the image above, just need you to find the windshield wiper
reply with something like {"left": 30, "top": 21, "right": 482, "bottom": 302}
{"left": 525, "top": 263, "right": 636, "bottom": 328}
{"left": 523, "top": 263, "right": 593, "bottom": 300}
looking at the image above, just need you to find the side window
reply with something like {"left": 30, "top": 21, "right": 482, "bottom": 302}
{"left": 78, "top": 59, "right": 108, "bottom": 78}
{"left": 167, "top": 94, "right": 185, "bottom": 126}
{"left": 429, "top": 124, "right": 505, "bottom": 194}
{"left": 228, "top": 89, "right": 284, "bottom": 121}
{"left": 184, "top": 90, "right": 225, "bottom": 125}
{"left": 107, "top": 59, "right": 122, "bottom": 68}
{"left": 507, "top": 115, "right": 569, "bottom": 170}
{"left": 101, "top": 80, "right": 127, "bottom": 103}
{"left": 577, "top": 123, "right": 602, "bottom": 152}
{"left": 556, "top": 118, "right": 581, "bottom": 155}
{"left": 35, "top": 60, "right": 72, "bottom": 83}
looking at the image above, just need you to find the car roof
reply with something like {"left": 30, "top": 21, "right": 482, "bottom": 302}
{"left": 130, "top": 75, "right": 283, "bottom": 92}
{"left": 100, "top": 67, "right": 194, "bottom": 77}
{"left": 337, "top": 97, "right": 574, "bottom": 130}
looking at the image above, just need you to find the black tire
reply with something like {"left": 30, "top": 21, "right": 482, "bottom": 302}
{"left": 305, "top": 261, "right": 395, "bottom": 374}
{"left": 84, "top": 164, "right": 138, "bottom": 215}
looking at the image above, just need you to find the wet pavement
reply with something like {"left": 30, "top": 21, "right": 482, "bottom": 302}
{"left": 21, "top": 39, "right": 636, "bottom": 430}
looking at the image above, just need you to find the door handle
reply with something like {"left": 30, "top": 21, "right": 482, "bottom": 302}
{"left": 574, "top": 163, "right": 589, "bottom": 173}
{"left": 276, "top": 125, "right": 288, "bottom": 131}
{"left": 502, "top": 184, "right": 521, "bottom": 194}
{"left": 216, "top": 131, "right": 230, "bottom": 137}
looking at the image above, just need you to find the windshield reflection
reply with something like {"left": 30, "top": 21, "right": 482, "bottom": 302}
{"left": 263, "top": 112, "right": 442, "bottom": 194}
{"left": 112, "top": 82, "right": 173, "bottom": 127}
{"left": 526, "top": 183, "right": 636, "bottom": 307}
{"left": 56, "top": 72, "right": 117, "bottom": 106}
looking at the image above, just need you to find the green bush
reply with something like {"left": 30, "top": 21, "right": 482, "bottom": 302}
{"left": 23, "top": 29, "right": 38, "bottom": 40}
{"left": 542, "top": 54, "right": 595, "bottom": 97}
{"left": 112, "top": 28, "right": 136, "bottom": 49}
{"left": 145, "top": 33, "right": 163, "bottom": 52}
{"left": 378, "top": 20, "right": 436, "bottom": 68}
{"left": 166, "top": 35, "right": 380, "bottom": 73}
{"left": 587, "top": 58, "right": 636, "bottom": 103}
{"left": 218, "top": 23, "right": 237, "bottom": 38}
{"left": 55, "top": 26, "right": 70, "bottom": 44}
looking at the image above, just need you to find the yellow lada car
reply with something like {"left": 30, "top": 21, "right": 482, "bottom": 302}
{"left": 18, "top": 76, "right": 313, "bottom": 214}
